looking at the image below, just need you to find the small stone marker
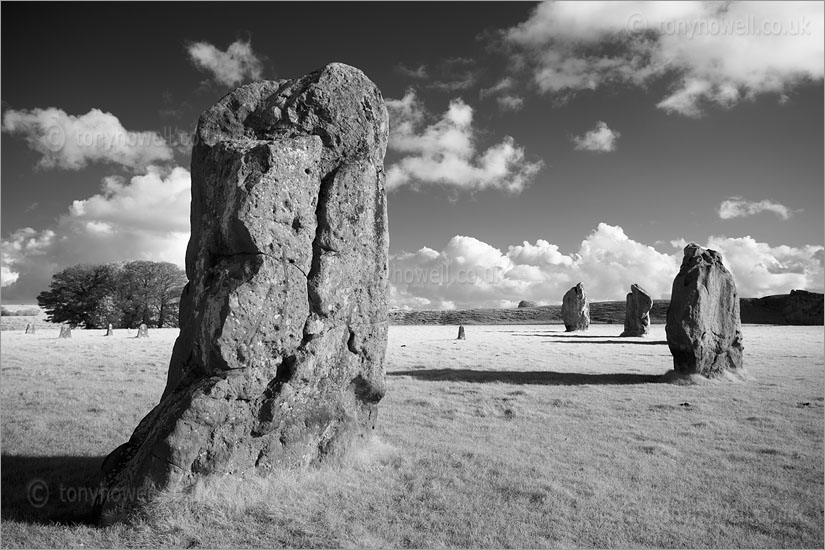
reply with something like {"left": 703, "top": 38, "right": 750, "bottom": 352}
{"left": 136, "top": 323, "right": 149, "bottom": 338}
{"left": 59, "top": 324, "right": 72, "bottom": 339}
{"left": 106, "top": 324, "right": 114, "bottom": 336}
{"left": 25, "top": 323, "right": 35, "bottom": 334}
{"left": 457, "top": 325, "right": 466, "bottom": 340}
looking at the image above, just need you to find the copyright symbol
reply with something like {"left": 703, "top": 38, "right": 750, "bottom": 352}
{"left": 627, "top": 12, "right": 645, "bottom": 33}
{"left": 43, "top": 124, "right": 65, "bottom": 152}
{"left": 26, "top": 478, "right": 49, "bottom": 508}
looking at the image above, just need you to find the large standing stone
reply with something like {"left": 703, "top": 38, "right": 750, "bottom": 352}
{"left": 58, "top": 324, "right": 71, "bottom": 339}
{"left": 99, "top": 63, "right": 389, "bottom": 518}
{"left": 457, "top": 325, "right": 466, "bottom": 340}
{"left": 562, "top": 283, "right": 589, "bottom": 331}
{"left": 620, "top": 284, "right": 653, "bottom": 337}
{"left": 666, "top": 243, "right": 743, "bottom": 376}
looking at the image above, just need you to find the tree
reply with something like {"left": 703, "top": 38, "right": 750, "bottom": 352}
{"left": 37, "top": 264, "right": 119, "bottom": 328}
{"left": 37, "top": 261, "right": 187, "bottom": 329}
{"left": 118, "top": 261, "right": 186, "bottom": 328}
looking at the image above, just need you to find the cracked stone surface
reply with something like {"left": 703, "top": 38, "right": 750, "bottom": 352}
{"left": 561, "top": 283, "right": 589, "bottom": 332}
{"left": 620, "top": 284, "right": 653, "bottom": 337}
{"left": 99, "top": 63, "right": 389, "bottom": 519}
{"left": 666, "top": 243, "right": 743, "bottom": 376}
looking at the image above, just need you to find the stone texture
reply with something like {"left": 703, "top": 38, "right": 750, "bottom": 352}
{"left": 562, "top": 283, "right": 589, "bottom": 331}
{"left": 620, "top": 284, "right": 653, "bottom": 337}
{"left": 666, "top": 243, "right": 743, "bottom": 376}
{"left": 517, "top": 300, "right": 538, "bottom": 308}
{"left": 457, "top": 325, "right": 466, "bottom": 340}
{"left": 136, "top": 324, "right": 149, "bottom": 338}
{"left": 99, "top": 63, "right": 389, "bottom": 519}
{"left": 58, "top": 324, "right": 71, "bottom": 339}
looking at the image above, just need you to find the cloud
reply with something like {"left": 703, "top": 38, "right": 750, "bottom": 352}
{"left": 572, "top": 121, "right": 621, "bottom": 152}
{"left": 718, "top": 197, "right": 798, "bottom": 220}
{"left": 496, "top": 95, "right": 525, "bottom": 111}
{"left": 426, "top": 57, "right": 481, "bottom": 92}
{"left": 1, "top": 166, "right": 191, "bottom": 302}
{"left": 187, "top": 39, "right": 264, "bottom": 87}
{"left": 385, "top": 90, "right": 543, "bottom": 193}
{"left": 2, "top": 108, "right": 174, "bottom": 171}
{"left": 480, "top": 78, "right": 526, "bottom": 111}
{"left": 396, "top": 63, "right": 429, "bottom": 79}
{"left": 390, "top": 223, "right": 824, "bottom": 310}
{"left": 390, "top": 223, "right": 680, "bottom": 309}
{"left": 502, "top": 1, "right": 824, "bottom": 116}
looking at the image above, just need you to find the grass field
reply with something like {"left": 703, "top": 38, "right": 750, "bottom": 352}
{"left": 1, "top": 324, "right": 823, "bottom": 548}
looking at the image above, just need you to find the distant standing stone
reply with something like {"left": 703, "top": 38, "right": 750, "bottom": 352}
{"left": 136, "top": 324, "right": 149, "bottom": 338}
{"left": 457, "top": 325, "right": 466, "bottom": 340}
{"left": 58, "top": 324, "right": 72, "bottom": 339}
{"left": 666, "top": 243, "right": 743, "bottom": 376}
{"left": 106, "top": 324, "right": 114, "bottom": 336}
{"left": 25, "top": 323, "right": 35, "bottom": 334}
{"left": 621, "top": 284, "right": 653, "bottom": 337}
{"left": 562, "top": 283, "right": 590, "bottom": 331}
{"left": 517, "top": 300, "right": 538, "bottom": 308}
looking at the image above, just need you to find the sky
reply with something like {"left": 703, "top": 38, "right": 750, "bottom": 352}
{"left": 2, "top": 1, "right": 823, "bottom": 309}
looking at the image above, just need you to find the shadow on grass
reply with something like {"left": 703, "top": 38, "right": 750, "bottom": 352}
{"left": 388, "top": 368, "right": 663, "bottom": 385}
{"left": 525, "top": 332, "right": 609, "bottom": 338}
{"left": 546, "top": 339, "right": 669, "bottom": 346}
{"left": 1, "top": 454, "right": 104, "bottom": 525}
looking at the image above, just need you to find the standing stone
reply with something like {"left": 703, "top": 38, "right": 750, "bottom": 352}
{"left": 620, "top": 284, "right": 653, "bottom": 337}
{"left": 106, "top": 324, "right": 114, "bottom": 336}
{"left": 666, "top": 243, "right": 743, "bottom": 376}
{"left": 517, "top": 300, "right": 538, "bottom": 308}
{"left": 457, "top": 325, "right": 466, "bottom": 340}
{"left": 58, "top": 324, "right": 71, "bottom": 339}
{"left": 99, "top": 63, "right": 389, "bottom": 519}
{"left": 562, "top": 283, "right": 589, "bottom": 331}
{"left": 25, "top": 323, "right": 35, "bottom": 334}
{"left": 136, "top": 324, "right": 149, "bottom": 338}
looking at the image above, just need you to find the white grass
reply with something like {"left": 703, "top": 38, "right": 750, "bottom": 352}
{"left": 1, "top": 324, "right": 822, "bottom": 548}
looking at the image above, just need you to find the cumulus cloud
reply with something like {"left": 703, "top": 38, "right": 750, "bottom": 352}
{"left": 1, "top": 166, "right": 191, "bottom": 302}
{"left": 385, "top": 90, "right": 543, "bottom": 193}
{"left": 572, "top": 121, "right": 621, "bottom": 152}
{"left": 187, "top": 39, "right": 264, "bottom": 87}
{"left": 390, "top": 223, "right": 680, "bottom": 309}
{"left": 503, "top": 1, "right": 824, "bottom": 116}
{"left": 390, "top": 223, "right": 824, "bottom": 310}
{"left": 718, "top": 197, "right": 798, "bottom": 220}
{"left": 1, "top": 108, "right": 174, "bottom": 171}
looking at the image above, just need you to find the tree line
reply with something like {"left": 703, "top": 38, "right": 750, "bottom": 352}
{"left": 37, "top": 261, "right": 187, "bottom": 329}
